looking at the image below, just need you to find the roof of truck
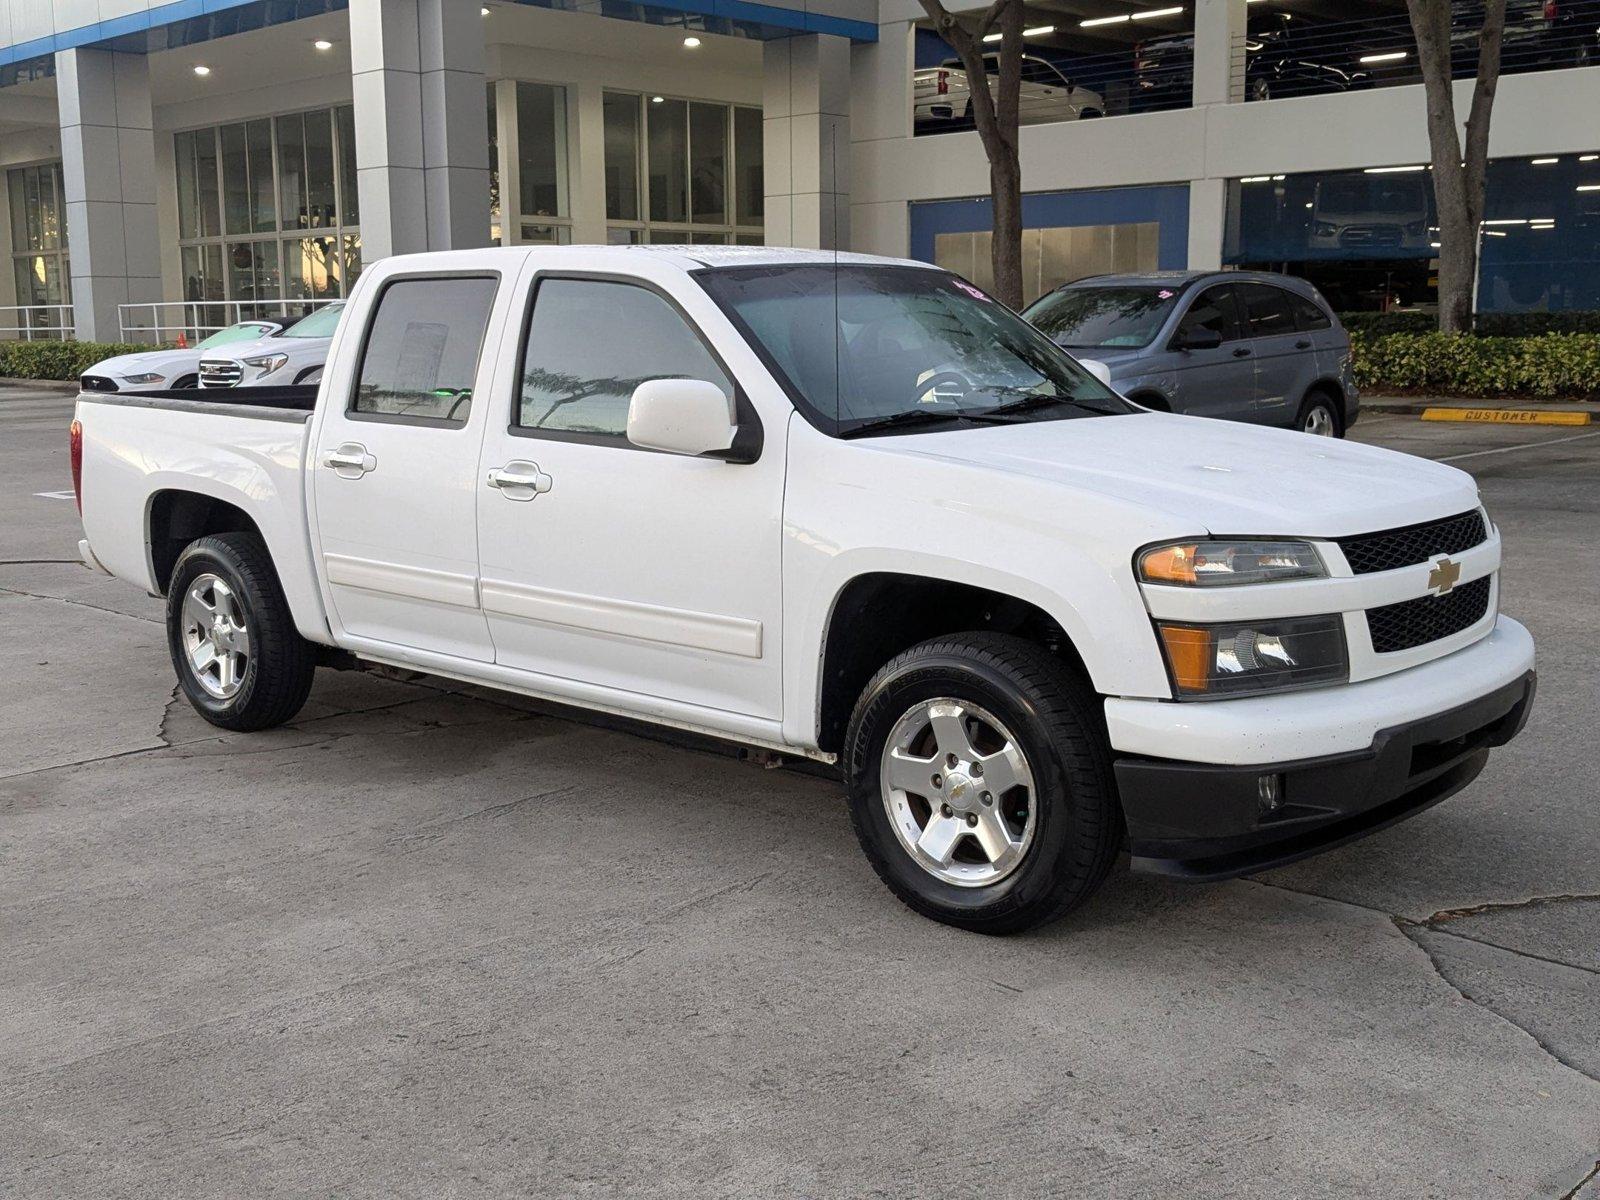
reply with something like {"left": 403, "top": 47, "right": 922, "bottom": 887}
{"left": 522, "top": 244, "right": 935, "bottom": 272}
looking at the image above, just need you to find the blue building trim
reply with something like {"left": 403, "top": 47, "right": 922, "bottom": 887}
{"left": 909, "top": 183, "right": 1191, "bottom": 270}
{"left": 0, "top": 0, "right": 873, "bottom": 67}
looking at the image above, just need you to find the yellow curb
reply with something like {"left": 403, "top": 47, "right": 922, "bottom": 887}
{"left": 1421, "top": 407, "right": 1592, "bottom": 426}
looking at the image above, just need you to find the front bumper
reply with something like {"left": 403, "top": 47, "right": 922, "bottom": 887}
{"left": 1107, "top": 618, "right": 1536, "bottom": 880}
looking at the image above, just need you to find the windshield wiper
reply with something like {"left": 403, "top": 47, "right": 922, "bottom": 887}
{"left": 980, "top": 391, "right": 1123, "bottom": 418}
{"left": 840, "top": 408, "right": 977, "bottom": 437}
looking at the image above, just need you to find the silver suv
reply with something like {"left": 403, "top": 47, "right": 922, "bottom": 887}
{"left": 1023, "top": 270, "right": 1358, "bottom": 436}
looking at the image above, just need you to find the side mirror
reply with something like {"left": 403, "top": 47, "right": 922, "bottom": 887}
{"left": 1077, "top": 357, "right": 1112, "bottom": 387}
{"left": 627, "top": 378, "right": 737, "bottom": 457}
{"left": 1176, "top": 326, "right": 1223, "bottom": 352}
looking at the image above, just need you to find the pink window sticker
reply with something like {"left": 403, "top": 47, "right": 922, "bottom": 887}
{"left": 953, "top": 280, "right": 991, "bottom": 302}
{"left": 1157, "top": 289, "right": 1175, "bottom": 299}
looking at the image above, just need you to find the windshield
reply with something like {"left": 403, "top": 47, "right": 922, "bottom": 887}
{"left": 1024, "top": 285, "right": 1181, "bottom": 349}
{"left": 697, "top": 264, "right": 1131, "bottom": 435}
{"left": 282, "top": 303, "right": 345, "bottom": 338}
{"left": 198, "top": 322, "right": 277, "bottom": 350}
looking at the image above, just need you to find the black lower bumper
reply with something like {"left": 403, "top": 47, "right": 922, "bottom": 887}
{"left": 1116, "top": 671, "right": 1536, "bottom": 881}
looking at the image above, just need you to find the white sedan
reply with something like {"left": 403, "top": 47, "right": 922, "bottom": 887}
{"left": 79, "top": 321, "right": 283, "bottom": 393}
{"left": 913, "top": 53, "right": 1104, "bottom": 129}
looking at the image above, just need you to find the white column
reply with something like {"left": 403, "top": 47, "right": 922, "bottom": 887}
{"left": 56, "top": 48, "right": 160, "bottom": 343}
{"left": 350, "top": 0, "right": 490, "bottom": 260}
{"left": 1189, "top": 0, "right": 1247, "bottom": 268}
{"left": 763, "top": 34, "right": 851, "bottom": 250}
{"left": 849, "top": 22, "right": 914, "bottom": 258}
{"left": 570, "top": 81, "right": 608, "bottom": 245}
{"left": 1192, "top": 0, "right": 1247, "bottom": 106}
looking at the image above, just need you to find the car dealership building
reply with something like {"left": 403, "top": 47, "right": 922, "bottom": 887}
{"left": 2, "top": 0, "right": 1598, "bottom": 342}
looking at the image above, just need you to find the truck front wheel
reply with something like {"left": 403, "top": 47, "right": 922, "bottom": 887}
{"left": 843, "top": 633, "right": 1121, "bottom": 934}
{"left": 165, "top": 532, "right": 315, "bottom": 731}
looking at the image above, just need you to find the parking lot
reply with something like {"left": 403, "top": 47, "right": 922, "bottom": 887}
{"left": 2, "top": 390, "right": 1596, "bottom": 1197}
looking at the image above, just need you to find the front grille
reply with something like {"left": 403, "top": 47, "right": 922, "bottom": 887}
{"left": 80, "top": 374, "right": 118, "bottom": 393}
{"left": 1337, "top": 510, "right": 1488, "bottom": 575}
{"left": 199, "top": 359, "right": 243, "bottom": 389}
{"left": 1338, "top": 224, "right": 1404, "bottom": 248}
{"left": 1366, "top": 576, "right": 1491, "bottom": 654}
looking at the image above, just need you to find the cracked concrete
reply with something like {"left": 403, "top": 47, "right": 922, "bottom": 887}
{"left": 4, "top": 394, "right": 1599, "bottom": 1194}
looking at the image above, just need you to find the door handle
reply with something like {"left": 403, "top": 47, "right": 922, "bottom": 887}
{"left": 487, "top": 461, "right": 553, "bottom": 501}
{"left": 1232, "top": 347, "right": 1253, "bottom": 358}
{"left": 321, "top": 442, "right": 376, "bottom": 478}
{"left": 1295, "top": 339, "right": 1313, "bottom": 350}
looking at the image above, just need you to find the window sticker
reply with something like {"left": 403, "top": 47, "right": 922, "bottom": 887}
{"left": 952, "top": 280, "right": 991, "bottom": 302}
{"left": 1157, "top": 289, "right": 1175, "bottom": 300}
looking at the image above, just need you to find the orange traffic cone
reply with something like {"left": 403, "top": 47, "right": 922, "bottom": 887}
{"left": 176, "top": 331, "right": 188, "bottom": 349}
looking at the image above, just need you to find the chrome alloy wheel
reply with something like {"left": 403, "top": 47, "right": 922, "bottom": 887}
{"left": 1303, "top": 404, "right": 1337, "bottom": 436}
{"left": 181, "top": 573, "right": 251, "bottom": 700}
{"left": 879, "top": 698, "right": 1037, "bottom": 888}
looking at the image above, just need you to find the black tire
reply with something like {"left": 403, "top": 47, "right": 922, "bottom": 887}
{"left": 843, "top": 633, "right": 1121, "bottom": 935}
{"left": 166, "top": 532, "right": 315, "bottom": 731}
{"left": 172, "top": 373, "right": 198, "bottom": 390}
{"left": 294, "top": 366, "right": 323, "bottom": 386}
{"left": 1295, "top": 391, "right": 1344, "bottom": 438}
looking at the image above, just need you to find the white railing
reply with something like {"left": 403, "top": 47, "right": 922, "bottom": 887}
{"left": 0, "top": 304, "right": 75, "bottom": 341}
{"left": 118, "top": 298, "right": 341, "bottom": 345}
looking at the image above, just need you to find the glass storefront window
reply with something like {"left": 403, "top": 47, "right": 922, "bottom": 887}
{"left": 6, "top": 163, "right": 71, "bottom": 333}
{"left": 605, "top": 92, "right": 762, "bottom": 245}
{"left": 517, "top": 81, "right": 567, "bottom": 222}
{"left": 604, "top": 92, "right": 640, "bottom": 223}
{"left": 176, "top": 105, "right": 360, "bottom": 313}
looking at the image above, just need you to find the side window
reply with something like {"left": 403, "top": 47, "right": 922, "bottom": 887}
{"left": 1236, "top": 283, "right": 1299, "bottom": 337}
{"left": 1289, "top": 291, "right": 1333, "bottom": 331}
{"left": 517, "top": 278, "right": 733, "bottom": 440}
{"left": 352, "top": 276, "right": 497, "bottom": 424}
{"left": 1176, "top": 285, "right": 1240, "bottom": 344}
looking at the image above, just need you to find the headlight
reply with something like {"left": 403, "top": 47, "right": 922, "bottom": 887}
{"left": 1139, "top": 540, "right": 1326, "bottom": 587}
{"left": 1155, "top": 615, "right": 1348, "bottom": 699}
{"left": 241, "top": 353, "right": 289, "bottom": 378}
{"left": 120, "top": 372, "right": 164, "bottom": 384}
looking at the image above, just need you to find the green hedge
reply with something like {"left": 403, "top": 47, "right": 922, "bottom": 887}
{"left": 0, "top": 340, "right": 148, "bottom": 381}
{"left": 1340, "top": 310, "right": 1600, "bottom": 337}
{"left": 1350, "top": 332, "right": 1600, "bottom": 398}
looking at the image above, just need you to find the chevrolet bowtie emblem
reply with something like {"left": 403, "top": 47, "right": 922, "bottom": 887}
{"left": 1428, "top": 557, "right": 1462, "bottom": 595}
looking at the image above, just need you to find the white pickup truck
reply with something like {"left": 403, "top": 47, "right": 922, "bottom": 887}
{"left": 70, "top": 245, "right": 1535, "bottom": 933}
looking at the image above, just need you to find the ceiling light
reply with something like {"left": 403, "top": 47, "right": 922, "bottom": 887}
{"left": 313, "top": 39, "right": 334, "bottom": 50}
{"left": 480, "top": 5, "right": 489, "bottom": 14}
{"left": 1578, "top": 184, "right": 1600, "bottom": 192}
{"left": 651, "top": 95, "right": 665, "bottom": 103}
{"left": 193, "top": 64, "right": 211, "bottom": 76}
{"left": 1132, "top": 6, "right": 1185, "bottom": 19}
{"left": 1359, "top": 51, "right": 1407, "bottom": 63}
{"left": 983, "top": 31, "right": 1001, "bottom": 41}
{"left": 1482, "top": 229, "right": 1507, "bottom": 237}
{"left": 1532, "top": 157, "right": 1558, "bottom": 165}
{"left": 1482, "top": 218, "right": 1526, "bottom": 225}
{"left": 1580, "top": 154, "right": 1598, "bottom": 162}
{"left": 682, "top": 35, "right": 701, "bottom": 47}
{"left": 1240, "top": 175, "right": 1273, "bottom": 183}
{"left": 1080, "top": 14, "right": 1130, "bottom": 26}
{"left": 1365, "top": 164, "right": 1427, "bottom": 173}
{"left": 1024, "top": 24, "right": 1056, "bottom": 36}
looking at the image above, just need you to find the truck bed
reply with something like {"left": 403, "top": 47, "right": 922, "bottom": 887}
{"left": 84, "top": 384, "right": 319, "bottom": 418}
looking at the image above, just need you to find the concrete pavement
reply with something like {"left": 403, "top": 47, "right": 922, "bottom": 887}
{"left": 2, "top": 391, "right": 1596, "bottom": 1197}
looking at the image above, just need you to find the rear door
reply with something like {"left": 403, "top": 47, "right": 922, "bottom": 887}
{"left": 1234, "top": 282, "right": 1314, "bottom": 424}
{"left": 1168, "top": 283, "right": 1254, "bottom": 421}
{"left": 309, "top": 264, "right": 512, "bottom": 662}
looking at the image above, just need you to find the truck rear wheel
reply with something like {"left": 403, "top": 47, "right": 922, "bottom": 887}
{"left": 843, "top": 633, "right": 1121, "bottom": 934}
{"left": 165, "top": 532, "right": 315, "bottom": 731}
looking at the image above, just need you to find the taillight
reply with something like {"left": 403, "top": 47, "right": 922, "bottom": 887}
{"left": 69, "top": 418, "right": 83, "bottom": 514}
{"left": 937, "top": 69, "right": 948, "bottom": 95}
{"left": 1543, "top": 0, "right": 1558, "bottom": 18}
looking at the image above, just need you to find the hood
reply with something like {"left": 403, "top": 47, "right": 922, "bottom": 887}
{"left": 198, "top": 334, "right": 285, "bottom": 363}
{"left": 86, "top": 348, "right": 197, "bottom": 378}
{"left": 874, "top": 412, "right": 1479, "bottom": 537}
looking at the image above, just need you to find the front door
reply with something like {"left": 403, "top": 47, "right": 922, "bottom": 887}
{"left": 1169, "top": 284, "right": 1255, "bottom": 420}
{"left": 475, "top": 271, "right": 786, "bottom": 722}
{"left": 309, "top": 269, "right": 507, "bottom": 662}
